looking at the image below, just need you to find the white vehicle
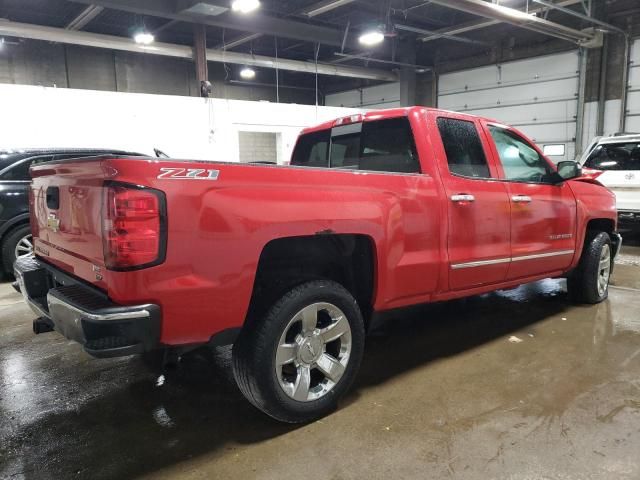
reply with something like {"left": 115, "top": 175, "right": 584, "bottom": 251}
{"left": 579, "top": 133, "right": 640, "bottom": 232}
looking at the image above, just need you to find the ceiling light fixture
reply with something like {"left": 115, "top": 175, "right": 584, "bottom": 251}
{"left": 231, "top": 0, "right": 261, "bottom": 14}
{"left": 134, "top": 31, "right": 155, "bottom": 45}
{"left": 358, "top": 28, "right": 385, "bottom": 47}
{"left": 240, "top": 67, "right": 256, "bottom": 79}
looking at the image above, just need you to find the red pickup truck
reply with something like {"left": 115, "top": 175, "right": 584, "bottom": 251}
{"left": 15, "top": 107, "right": 620, "bottom": 423}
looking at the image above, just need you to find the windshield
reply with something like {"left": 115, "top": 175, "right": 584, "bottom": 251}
{"left": 584, "top": 142, "right": 640, "bottom": 171}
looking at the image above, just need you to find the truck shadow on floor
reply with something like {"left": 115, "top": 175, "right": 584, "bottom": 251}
{"left": 2, "top": 280, "right": 573, "bottom": 480}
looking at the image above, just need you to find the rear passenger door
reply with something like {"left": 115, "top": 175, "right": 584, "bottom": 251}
{"left": 430, "top": 113, "right": 512, "bottom": 291}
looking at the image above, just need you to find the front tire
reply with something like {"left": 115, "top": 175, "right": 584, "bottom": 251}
{"left": 567, "top": 231, "right": 612, "bottom": 304}
{"left": 232, "top": 280, "right": 365, "bottom": 423}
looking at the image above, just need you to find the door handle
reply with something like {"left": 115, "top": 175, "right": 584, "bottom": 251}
{"left": 512, "top": 195, "right": 532, "bottom": 203}
{"left": 451, "top": 194, "right": 475, "bottom": 202}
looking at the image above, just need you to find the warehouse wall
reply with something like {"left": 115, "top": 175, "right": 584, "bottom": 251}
{"left": 0, "top": 84, "right": 358, "bottom": 163}
{"left": 0, "top": 39, "right": 315, "bottom": 104}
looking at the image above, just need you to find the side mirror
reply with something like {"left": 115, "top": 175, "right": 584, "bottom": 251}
{"left": 554, "top": 161, "right": 582, "bottom": 182}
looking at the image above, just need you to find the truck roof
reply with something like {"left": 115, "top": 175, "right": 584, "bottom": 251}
{"left": 301, "top": 106, "right": 499, "bottom": 135}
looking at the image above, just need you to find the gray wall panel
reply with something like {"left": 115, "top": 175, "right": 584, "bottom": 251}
{"left": 65, "top": 45, "right": 117, "bottom": 91}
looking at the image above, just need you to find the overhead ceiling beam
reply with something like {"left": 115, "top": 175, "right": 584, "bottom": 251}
{"left": 66, "top": 5, "right": 104, "bottom": 30}
{"left": 0, "top": 19, "right": 397, "bottom": 81}
{"left": 68, "top": 0, "right": 348, "bottom": 47}
{"left": 420, "top": 0, "right": 585, "bottom": 43}
{"left": 532, "top": 0, "right": 627, "bottom": 35}
{"left": 217, "top": 0, "right": 357, "bottom": 50}
{"left": 427, "top": 0, "right": 593, "bottom": 43}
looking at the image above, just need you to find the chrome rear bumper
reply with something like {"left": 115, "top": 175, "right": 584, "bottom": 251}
{"left": 14, "top": 256, "right": 160, "bottom": 358}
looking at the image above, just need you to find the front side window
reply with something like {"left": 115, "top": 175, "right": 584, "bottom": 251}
{"left": 584, "top": 142, "right": 640, "bottom": 171}
{"left": 437, "top": 117, "right": 491, "bottom": 179}
{"left": 488, "top": 126, "right": 553, "bottom": 183}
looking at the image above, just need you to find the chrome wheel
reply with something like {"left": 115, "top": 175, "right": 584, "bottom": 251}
{"left": 275, "top": 302, "right": 352, "bottom": 402}
{"left": 597, "top": 243, "right": 611, "bottom": 297}
{"left": 14, "top": 234, "right": 33, "bottom": 260}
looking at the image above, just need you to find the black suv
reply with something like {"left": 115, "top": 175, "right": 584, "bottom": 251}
{"left": 0, "top": 148, "right": 146, "bottom": 275}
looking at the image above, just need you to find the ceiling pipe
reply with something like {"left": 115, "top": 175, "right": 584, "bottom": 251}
{"left": 66, "top": 5, "right": 104, "bottom": 30}
{"left": 427, "top": 0, "right": 594, "bottom": 44}
{"left": 333, "top": 53, "right": 433, "bottom": 71}
{"left": 420, "top": 0, "right": 585, "bottom": 43}
{"left": 301, "top": 0, "right": 357, "bottom": 18}
{"left": 0, "top": 19, "right": 398, "bottom": 82}
{"left": 395, "top": 23, "right": 492, "bottom": 46}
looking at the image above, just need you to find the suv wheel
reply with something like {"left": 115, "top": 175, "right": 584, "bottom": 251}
{"left": 232, "top": 280, "right": 365, "bottom": 423}
{"left": 567, "top": 231, "right": 612, "bottom": 304}
{"left": 2, "top": 225, "right": 33, "bottom": 275}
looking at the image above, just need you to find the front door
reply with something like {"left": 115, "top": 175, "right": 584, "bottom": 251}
{"left": 431, "top": 114, "right": 511, "bottom": 291}
{"left": 484, "top": 123, "right": 577, "bottom": 280}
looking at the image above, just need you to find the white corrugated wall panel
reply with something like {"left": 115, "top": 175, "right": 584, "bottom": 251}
{"left": 625, "top": 38, "right": 640, "bottom": 132}
{"left": 438, "top": 51, "right": 580, "bottom": 162}
{"left": 326, "top": 82, "right": 400, "bottom": 109}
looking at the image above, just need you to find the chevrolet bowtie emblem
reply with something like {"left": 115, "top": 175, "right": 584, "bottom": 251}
{"left": 47, "top": 214, "right": 60, "bottom": 233}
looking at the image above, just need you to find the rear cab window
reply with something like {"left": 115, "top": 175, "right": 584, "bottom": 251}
{"left": 584, "top": 142, "right": 640, "bottom": 171}
{"left": 291, "top": 117, "right": 421, "bottom": 174}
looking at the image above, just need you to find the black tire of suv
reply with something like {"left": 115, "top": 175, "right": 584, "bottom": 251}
{"left": 1, "top": 224, "right": 31, "bottom": 275}
{"left": 567, "top": 231, "right": 612, "bottom": 304}
{"left": 232, "top": 280, "right": 365, "bottom": 423}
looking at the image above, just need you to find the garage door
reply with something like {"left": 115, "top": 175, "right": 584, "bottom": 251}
{"left": 438, "top": 51, "right": 580, "bottom": 163}
{"left": 326, "top": 82, "right": 400, "bottom": 109}
{"left": 625, "top": 38, "right": 640, "bottom": 132}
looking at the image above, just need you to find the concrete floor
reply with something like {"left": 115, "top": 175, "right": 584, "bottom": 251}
{"left": 1, "top": 242, "right": 640, "bottom": 480}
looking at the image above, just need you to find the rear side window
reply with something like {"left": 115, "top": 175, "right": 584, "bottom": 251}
{"left": 0, "top": 155, "right": 53, "bottom": 181}
{"left": 291, "top": 130, "right": 330, "bottom": 168}
{"left": 436, "top": 118, "right": 490, "bottom": 178}
{"left": 584, "top": 142, "right": 640, "bottom": 171}
{"left": 291, "top": 117, "right": 420, "bottom": 174}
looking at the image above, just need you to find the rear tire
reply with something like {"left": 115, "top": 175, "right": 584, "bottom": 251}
{"left": 1, "top": 225, "right": 32, "bottom": 275}
{"left": 567, "top": 231, "right": 612, "bottom": 304}
{"left": 232, "top": 280, "right": 365, "bottom": 423}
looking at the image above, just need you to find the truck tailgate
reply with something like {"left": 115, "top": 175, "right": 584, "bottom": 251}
{"left": 30, "top": 158, "right": 111, "bottom": 290}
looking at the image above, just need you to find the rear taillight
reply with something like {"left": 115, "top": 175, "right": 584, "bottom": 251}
{"left": 102, "top": 183, "right": 167, "bottom": 270}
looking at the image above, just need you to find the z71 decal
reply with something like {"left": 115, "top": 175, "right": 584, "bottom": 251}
{"left": 157, "top": 167, "right": 220, "bottom": 180}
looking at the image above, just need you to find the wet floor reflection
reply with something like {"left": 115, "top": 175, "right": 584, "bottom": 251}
{"left": 1, "top": 270, "right": 639, "bottom": 479}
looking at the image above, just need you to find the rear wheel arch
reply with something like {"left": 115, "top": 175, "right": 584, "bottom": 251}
{"left": 247, "top": 233, "right": 377, "bottom": 330}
